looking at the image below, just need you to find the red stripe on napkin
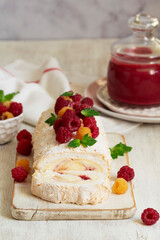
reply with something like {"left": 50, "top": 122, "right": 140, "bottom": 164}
{"left": 42, "top": 68, "right": 61, "bottom": 74}
{"left": 25, "top": 68, "right": 61, "bottom": 83}
{"left": 0, "top": 67, "right": 15, "bottom": 77}
{"left": 25, "top": 79, "right": 40, "bottom": 84}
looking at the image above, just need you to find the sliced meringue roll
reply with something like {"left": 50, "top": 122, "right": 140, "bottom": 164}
{"left": 31, "top": 109, "right": 112, "bottom": 205}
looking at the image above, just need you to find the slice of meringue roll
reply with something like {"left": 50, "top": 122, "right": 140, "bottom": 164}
{"left": 31, "top": 108, "right": 112, "bottom": 205}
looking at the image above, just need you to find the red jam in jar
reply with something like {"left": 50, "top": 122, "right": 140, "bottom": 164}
{"left": 107, "top": 14, "right": 160, "bottom": 105}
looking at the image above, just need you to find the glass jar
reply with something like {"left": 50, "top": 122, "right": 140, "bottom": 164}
{"left": 107, "top": 13, "right": 160, "bottom": 105}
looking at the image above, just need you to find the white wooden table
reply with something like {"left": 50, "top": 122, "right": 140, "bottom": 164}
{"left": 0, "top": 40, "right": 160, "bottom": 240}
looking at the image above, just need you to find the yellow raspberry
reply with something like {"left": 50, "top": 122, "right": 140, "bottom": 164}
{"left": 16, "top": 158, "right": 31, "bottom": 173}
{"left": 2, "top": 111, "right": 14, "bottom": 120}
{"left": 3, "top": 100, "right": 12, "bottom": 108}
{"left": 112, "top": 178, "right": 128, "bottom": 194}
{"left": 58, "top": 106, "right": 73, "bottom": 118}
{"left": 76, "top": 127, "right": 91, "bottom": 141}
{"left": 63, "top": 96, "right": 73, "bottom": 102}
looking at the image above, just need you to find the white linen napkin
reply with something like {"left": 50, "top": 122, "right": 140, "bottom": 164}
{"left": 0, "top": 58, "right": 70, "bottom": 126}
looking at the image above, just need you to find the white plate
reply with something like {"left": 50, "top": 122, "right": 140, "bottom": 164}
{"left": 100, "top": 116, "right": 140, "bottom": 134}
{"left": 85, "top": 78, "right": 160, "bottom": 123}
{"left": 97, "top": 85, "right": 160, "bottom": 118}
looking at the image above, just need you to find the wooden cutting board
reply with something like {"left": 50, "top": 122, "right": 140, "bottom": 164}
{"left": 11, "top": 133, "right": 136, "bottom": 220}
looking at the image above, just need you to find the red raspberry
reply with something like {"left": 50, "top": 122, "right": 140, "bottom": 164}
{"left": 55, "top": 96, "right": 72, "bottom": 114}
{"left": 72, "top": 102, "right": 80, "bottom": 112}
{"left": 62, "top": 109, "right": 76, "bottom": 120}
{"left": 81, "top": 97, "right": 94, "bottom": 108}
{"left": 63, "top": 115, "right": 81, "bottom": 132}
{"left": 71, "top": 93, "right": 82, "bottom": 102}
{"left": 141, "top": 208, "right": 159, "bottom": 225}
{"left": 17, "top": 129, "right": 32, "bottom": 142}
{"left": 0, "top": 103, "right": 8, "bottom": 115}
{"left": 90, "top": 125, "right": 99, "bottom": 139}
{"left": 53, "top": 118, "right": 63, "bottom": 133}
{"left": 73, "top": 102, "right": 89, "bottom": 118}
{"left": 117, "top": 165, "right": 135, "bottom": 182}
{"left": 9, "top": 102, "right": 23, "bottom": 116}
{"left": 83, "top": 117, "right": 96, "bottom": 128}
{"left": 11, "top": 166, "right": 28, "bottom": 182}
{"left": 56, "top": 127, "right": 73, "bottom": 144}
{"left": 17, "top": 139, "right": 32, "bottom": 156}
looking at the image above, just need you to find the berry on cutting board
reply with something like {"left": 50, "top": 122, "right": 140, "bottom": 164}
{"left": 16, "top": 158, "right": 31, "bottom": 173}
{"left": 17, "top": 139, "right": 32, "bottom": 156}
{"left": 112, "top": 178, "right": 128, "bottom": 194}
{"left": 17, "top": 129, "right": 32, "bottom": 142}
{"left": 117, "top": 165, "right": 135, "bottom": 182}
{"left": 11, "top": 166, "right": 28, "bottom": 182}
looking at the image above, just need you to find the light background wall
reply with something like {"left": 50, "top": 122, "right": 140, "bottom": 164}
{"left": 0, "top": 0, "right": 160, "bottom": 40}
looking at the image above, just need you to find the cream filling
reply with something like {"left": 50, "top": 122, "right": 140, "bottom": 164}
{"left": 36, "top": 157, "right": 107, "bottom": 184}
{"left": 45, "top": 158, "right": 104, "bottom": 173}
{"left": 34, "top": 170, "right": 107, "bottom": 185}
{"left": 35, "top": 152, "right": 110, "bottom": 174}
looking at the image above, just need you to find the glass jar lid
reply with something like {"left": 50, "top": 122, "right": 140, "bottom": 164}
{"left": 111, "top": 13, "right": 160, "bottom": 63}
{"left": 128, "top": 13, "right": 159, "bottom": 31}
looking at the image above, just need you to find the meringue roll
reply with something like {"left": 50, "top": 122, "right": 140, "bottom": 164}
{"left": 31, "top": 109, "right": 112, "bottom": 205}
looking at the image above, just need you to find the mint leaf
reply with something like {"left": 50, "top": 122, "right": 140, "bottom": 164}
{"left": 81, "top": 134, "right": 97, "bottom": 147}
{"left": 4, "top": 91, "right": 19, "bottom": 102}
{"left": 81, "top": 108, "right": 99, "bottom": 117}
{"left": 0, "top": 90, "right": 4, "bottom": 103}
{"left": 0, "top": 90, "right": 20, "bottom": 103}
{"left": 68, "top": 139, "right": 81, "bottom": 148}
{"left": 61, "top": 91, "right": 74, "bottom": 97}
{"left": 45, "top": 113, "right": 58, "bottom": 126}
{"left": 109, "top": 142, "right": 132, "bottom": 159}
{"left": 68, "top": 134, "right": 97, "bottom": 148}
